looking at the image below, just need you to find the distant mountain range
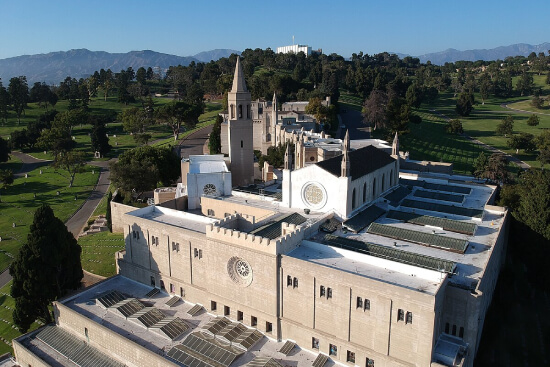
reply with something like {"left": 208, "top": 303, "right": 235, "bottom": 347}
{"left": 0, "top": 43, "right": 548, "bottom": 85}
{"left": 0, "top": 48, "right": 240, "bottom": 84}
{"left": 416, "top": 42, "right": 550, "bottom": 64}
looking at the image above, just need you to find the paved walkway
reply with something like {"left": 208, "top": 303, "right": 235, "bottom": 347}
{"left": 501, "top": 101, "right": 550, "bottom": 116}
{"left": 430, "top": 109, "right": 531, "bottom": 170}
{"left": 2, "top": 125, "right": 216, "bottom": 289}
{"left": 10, "top": 151, "right": 51, "bottom": 177}
{"left": 65, "top": 160, "right": 112, "bottom": 237}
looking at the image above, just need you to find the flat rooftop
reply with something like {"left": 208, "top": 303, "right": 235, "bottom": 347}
{"left": 319, "top": 173, "right": 505, "bottom": 290}
{"left": 18, "top": 276, "right": 338, "bottom": 367}
{"left": 289, "top": 240, "right": 445, "bottom": 295}
{"left": 128, "top": 206, "right": 217, "bottom": 234}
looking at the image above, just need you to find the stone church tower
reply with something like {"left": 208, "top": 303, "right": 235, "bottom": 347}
{"left": 227, "top": 58, "right": 254, "bottom": 187}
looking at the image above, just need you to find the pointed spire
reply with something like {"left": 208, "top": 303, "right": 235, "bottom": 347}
{"left": 272, "top": 91, "right": 277, "bottom": 104}
{"left": 344, "top": 129, "right": 350, "bottom": 152}
{"left": 341, "top": 130, "right": 350, "bottom": 177}
{"left": 284, "top": 144, "right": 290, "bottom": 170}
{"left": 231, "top": 57, "right": 248, "bottom": 93}
{"left": 392, "top": 132, "right": 399, "bottom": 156}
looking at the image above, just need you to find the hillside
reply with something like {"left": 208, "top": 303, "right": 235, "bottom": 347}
{"left": 417, "top": 42, "right": 550, "bottom": 64}
{"left": 0, "top": 48, "right": 234, "bottom": 84}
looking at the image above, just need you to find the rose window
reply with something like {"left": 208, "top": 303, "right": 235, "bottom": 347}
{"left": 203, "top": 183, "right": 217, "bottom": 195}
{"left": 304, "top": 184, "right": 324, "bottom": 205}
{"left": 227, "top": 257, "right": 253, "bottom": 286}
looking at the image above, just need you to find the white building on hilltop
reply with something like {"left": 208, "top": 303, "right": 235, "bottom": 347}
{"left": 277, "top": 44, "right": 312, "bottom": 56}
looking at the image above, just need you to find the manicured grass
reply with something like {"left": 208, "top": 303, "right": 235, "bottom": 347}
{"left": 78, "top": 231, "right": 124, "bottom": 277}
{"left": 0, "top": 156, "right": 23, "bottom": 175}
{"left": 0, "top": 164, "right": 99, "bottom": 271}
{"left": 506, "top": 99, "right": 550, "bottom": 114}
{"left": 0, "top": 281, "right": 42, "bottom": 355}
{"left": 400, "top": 107, "right": 488, "bottom": 175}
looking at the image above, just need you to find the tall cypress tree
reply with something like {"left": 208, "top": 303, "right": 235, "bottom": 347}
{"left": 10, "top": 204, "right": 83, "bottom": 332}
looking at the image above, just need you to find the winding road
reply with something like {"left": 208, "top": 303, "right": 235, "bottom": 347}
{"left": 1, "top": 125, "right": 215, "bottom": 289}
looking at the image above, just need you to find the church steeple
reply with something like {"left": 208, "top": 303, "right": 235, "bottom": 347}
{"left": 272, "top": 92, "right": 278, "bottom": 145}
{"left": 341, "top": 130, "right": 350, "bottom": 177}
{"left": 392, "top": 132, "right": 399, "bottom": 157}
{"left": 231, "top": 57, "right": 248, "bottom": 93}
{"left": 284, "top": 143, "right": 292, "bottom": 170}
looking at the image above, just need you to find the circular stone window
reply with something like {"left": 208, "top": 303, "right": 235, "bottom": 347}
{"left": 227, "top": 257, "right": 253, "bottom": 287}
{"left": 203, "top": 183, "right": 217, "bottom": 195}
{"left": 302, "top": 182, "right": 327, "bottom": 209}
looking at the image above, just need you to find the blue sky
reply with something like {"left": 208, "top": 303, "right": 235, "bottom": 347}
{"left": 0, "top": 0, "right": 548, "bottom": 59}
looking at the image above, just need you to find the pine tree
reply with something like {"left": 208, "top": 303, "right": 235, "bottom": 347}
{"left": 10, "top": 205, "right": 83, "bottom": 332}
{"left": 106, "top": 191, "right": 113, "bottom": 232}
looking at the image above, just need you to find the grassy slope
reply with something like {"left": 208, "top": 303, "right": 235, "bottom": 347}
{"left": 78, "top": 231, "right": 124, "bottom": 277}
{"left": 0, "top": 164, "right": 99, "bottom": 271}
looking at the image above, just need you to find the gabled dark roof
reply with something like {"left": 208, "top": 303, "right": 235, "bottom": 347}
{"left": 315, "top": 145, "right": 395, "bottom": 181}
{"left": 343, "top": 204, "right": 386, "bottom": 233}
{"left": 250, "top": 213, "right": 307, "bottom": 239}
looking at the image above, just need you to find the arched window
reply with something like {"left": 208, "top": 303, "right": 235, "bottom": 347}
{"left": 352, "top": 188, "right": 356, "bottom": 209}
{"left": 230, "top": 105, "right": 235, "bottom": 119}
{"left": 382, "top": 174, "right": 385, "bottom": 192}
{"left": 247, "top": 104, "right": 251, "bottom": 119}
{"left": 238, "top": 105, "right": 243, "bottom": 118}
{"left": 363, "top": 183, "right": 367, "bottom": 202}
{"left": 372, "top": 178, "right": 376, "bottom": 198}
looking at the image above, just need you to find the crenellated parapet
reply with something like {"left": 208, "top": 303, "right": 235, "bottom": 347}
{"left": 206, "top": 214, "right": 306, "bottom": 255}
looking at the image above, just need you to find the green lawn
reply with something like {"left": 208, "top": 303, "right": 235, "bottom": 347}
{"left": 506, "top": 98, "right": 550, "bottom": 114}
{"left": 399, "top": 107, "right": 488, "bottom": 175}
{"left": 0, "top": 281, "right": 42, "bottom": 355}
{"left": 78, "top": 231, "right": 124, "bottom": 277}
{"left": 0, "top": 164, "right": 99, "bottom": 271}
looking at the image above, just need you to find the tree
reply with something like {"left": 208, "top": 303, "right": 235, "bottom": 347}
{"left": 496, "top": 116, "right": 514, "bottom": 136}
{"left": 479, "top": 74, "right": 491, "bottom": 105}
{"left": 0, "top": 169, "right": 13, "bottom": 189}
{"left": 110, "top": 145, "right": 180, "bottom": 199}
{"left": 472, "top": 152, "right": 489, "bottom": 178}
{"left": 29, "top": 82, "right": 57, "bottom": 110}
{"left": 405, "top": 82, "right": 423, "bottom": 108}
{"left": 513, "top": 170, "right": 550, "bottom": 240}
{"left": 480, "top": 153, "right": 509, "bottom": 183}
{"left": 121, "top": 107, "right": 151, "bottom": 144}
{"left": 106, "top": 191, "right": 113, "bottom": 232}
{"left": 530, "top": 96, "right": 543, "bottom": 109}
{"left": 0, "top": 80, "right": 9, "bottom": 123}
{"left": 455, "top": 92, "right": 474, "bottom": 116}
{"left": 0, "top": 136, "right": 10, "bottom": 162}
{"left": 55, "top": 151, "right": 87, "bottom": 187}
{"left": 516, "top": 72, "right": 534, "bottom": 96}
{"left": 8, "top": 76, "right": 28, "bottom": 124}
{"left": 362, "top": 90, "right": 388, "bottom": 129}
{"left": 10, "top": 204, "right": 83, "bottom": 332}
{"left": 99, "top": 69, "right": 114, "bottom": 101}
{"left": 507, "top": 132, "right": 536, "bottom": 153}
{"left": 209, "top": 115, "right": 223, "bottom": 154}
{"left": 156, "top": 101, "right": 202, "bottom": 141}
{"left": 305, "top": 97, "right": 337, "bottom": 128}
{"left": 527, "top": 114, "right": 540, "bottom": 126}
{"left": 136, "top": 67, "right": 147, "bottom": 85}
{"left": 446, "top": 119, "right": 464, "bottom": 134}
{"left": 90, "top": 118, "right": 111, "bottom": 156}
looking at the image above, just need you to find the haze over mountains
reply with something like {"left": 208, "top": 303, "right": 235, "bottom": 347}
{"left": 0, "top": 48, "right": 239, "bottom": 84}
{"left": 0, "top": 43, "right": 548, "bottom": 85}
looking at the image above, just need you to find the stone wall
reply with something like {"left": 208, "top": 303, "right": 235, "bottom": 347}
{"left": 12, "top": 337, "right": 51, "bottom": 367}
{"left": 53, "top": 302, "right": 178, "bottom": 367}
